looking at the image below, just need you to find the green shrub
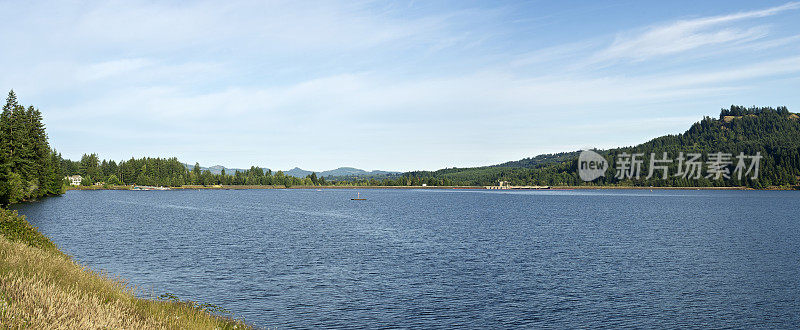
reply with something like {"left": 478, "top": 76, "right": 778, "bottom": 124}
{"left": 0, "top": 208, "right": 59, "bottom": 252}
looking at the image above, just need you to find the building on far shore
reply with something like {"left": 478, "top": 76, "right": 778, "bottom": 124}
{"left": 65, "top": 175, "right": 82, "bottom": 186}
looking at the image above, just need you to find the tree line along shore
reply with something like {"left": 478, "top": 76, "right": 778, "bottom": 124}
{"left": 66, "top": 184, "right": 773, "bottom": 190}
{"left": 58, "top": 105, "right": 800, "bottom": 191}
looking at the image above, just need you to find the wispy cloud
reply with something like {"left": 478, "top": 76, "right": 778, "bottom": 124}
{"left": 594, "top": 2, "right": 800, "bottom": 63}
{"left": 2, "top": 1, "right": 799, "bottom": 170}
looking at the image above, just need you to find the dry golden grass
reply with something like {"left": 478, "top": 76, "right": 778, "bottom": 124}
{"left": 0, "top": 227, "right": 250, "bottom": 329}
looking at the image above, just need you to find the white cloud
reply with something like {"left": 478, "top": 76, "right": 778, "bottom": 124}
{"left": 4, "top": 1, "right": 800, "bottom": 170}
{"left": 594, "top": 2, "right": 800, "bottom": 62}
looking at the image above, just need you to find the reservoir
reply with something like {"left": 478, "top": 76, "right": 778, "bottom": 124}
{"left": 12, "top": 189, "right": 800, "bottom": 328}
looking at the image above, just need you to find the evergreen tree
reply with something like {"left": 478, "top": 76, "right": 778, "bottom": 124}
{"left": 0, "top": 90, "right": 67, "bottom": 205}
{"left": 107, "top": 174, "right": 121, "bottom": 185}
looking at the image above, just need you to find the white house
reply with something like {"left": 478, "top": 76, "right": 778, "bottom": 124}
{"left": 65, "top": 175, "right": 83, "bottom": 186}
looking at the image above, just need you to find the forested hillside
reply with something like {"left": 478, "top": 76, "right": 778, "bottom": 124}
{"left": 395, "top": 106, "right": 800, "bottom": 188}
{"left": 0, "top": 91, "right": 67, "bottom": 205}
{"left": 585, "top": 106, "right": 800, "bottom": 188}
{"left": 492, "top": 151, "right": 581, "bottom": 168}
{"left": 53, "top": 105, "right": 800, "bottom": 189}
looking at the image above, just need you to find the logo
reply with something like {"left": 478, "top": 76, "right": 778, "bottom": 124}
{"left": 578, "top": 150, "right": 607, "bottom": 181}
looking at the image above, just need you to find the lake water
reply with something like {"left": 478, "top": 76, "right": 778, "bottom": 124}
{"left": 12, "top": 189, "right": 800, "bottom": 328}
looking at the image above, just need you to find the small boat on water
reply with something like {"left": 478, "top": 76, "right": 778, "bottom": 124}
{"left": 351, "top": 192, "right": 366, "bottom": 201}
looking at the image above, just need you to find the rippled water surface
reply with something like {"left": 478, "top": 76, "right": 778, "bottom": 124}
{"left": 12, "top": 189, "right": 800, "bottom": 328}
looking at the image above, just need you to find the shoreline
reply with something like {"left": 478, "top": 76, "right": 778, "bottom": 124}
{"left": 0, "top": 208, "right": 251, "bottom": 328}
{"left": 67, "top": 185, "right": 798, "bottom": 191}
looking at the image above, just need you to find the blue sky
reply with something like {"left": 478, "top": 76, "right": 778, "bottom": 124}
{"left": 1, "top": 1, "right": 799, "bottom": 171}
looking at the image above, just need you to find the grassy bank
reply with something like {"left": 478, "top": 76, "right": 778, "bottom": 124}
{"left": 0, "top": 209, "right": 250, "bottom": 329}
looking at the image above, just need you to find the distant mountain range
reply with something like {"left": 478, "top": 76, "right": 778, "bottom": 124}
{"left": 182, "top": 163, "right": 399, "bottom": 179}
{"left": 284, "top": 167, "right": 399, "bottom": 179}
{"left": 182, "top": 164, "right": 251, "bottom": 175}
